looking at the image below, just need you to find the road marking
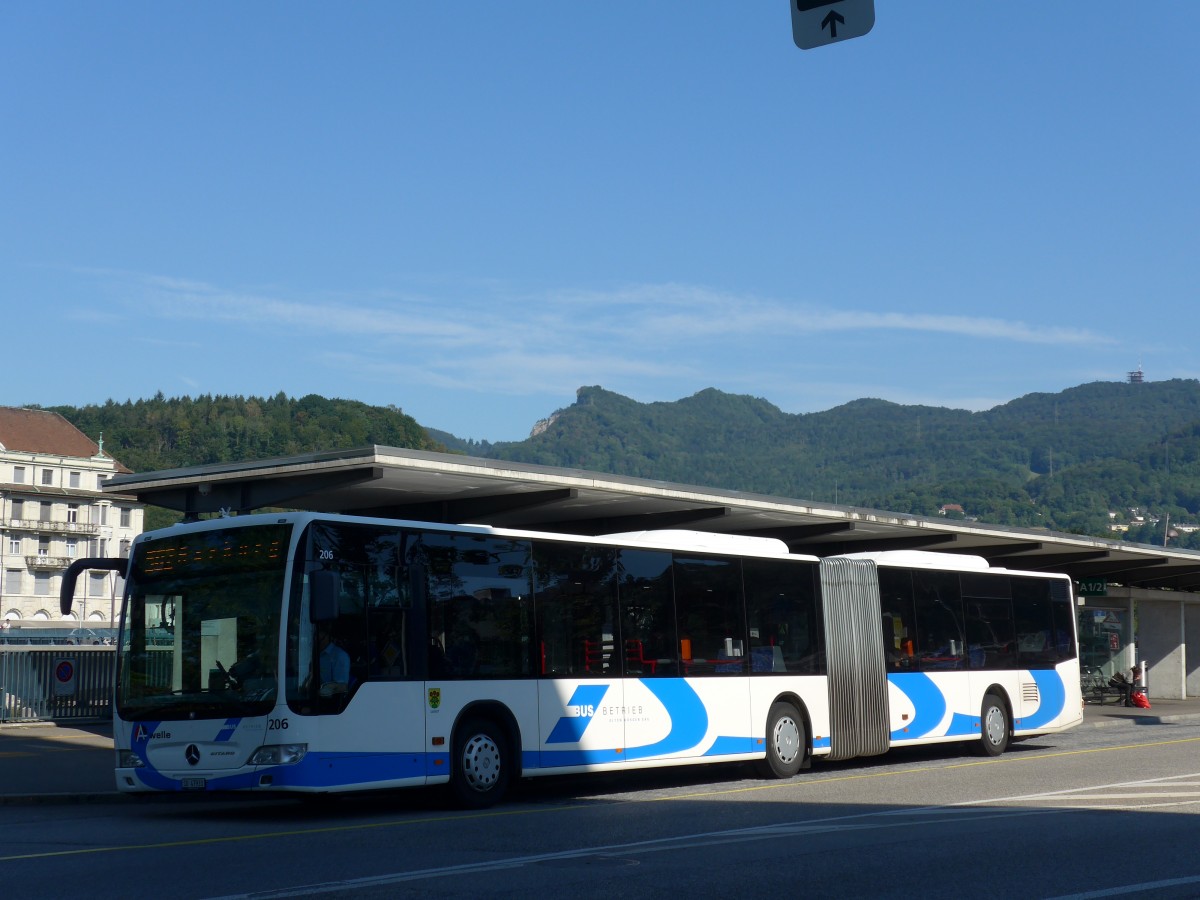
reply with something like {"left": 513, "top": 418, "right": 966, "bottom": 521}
{"left": 970, "top": 771, "right": 1200, "bottom": 803}
{"left": 1044, "top": 874, "right": 1200, "bottom": 899}
{"left": 0, "top": 805, "right": 571, "bottom": 862}
{"left": 202, "top": 807, "right": 1075, "bottom": 899}
{"left": 1049, "top": 792, "right": 1200, "bottom": 800}
{"left": 5, "top": 733, "right": 1200, "bottom": 865}
{"left": 202, "top": 788, "right": 1200, "bottom": 899}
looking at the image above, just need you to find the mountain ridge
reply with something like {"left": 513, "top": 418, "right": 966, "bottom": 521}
{"left": 36, "top": 378, "right": 1200, "bottom": 546}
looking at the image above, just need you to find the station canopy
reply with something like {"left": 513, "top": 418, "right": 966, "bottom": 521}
{"left": 104, "top": 445, "right": 1200, "bottom": 593}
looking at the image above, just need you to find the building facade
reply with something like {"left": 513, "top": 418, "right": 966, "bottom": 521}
{"left": 0, "top": 407, "right": 144, "bottom": 624}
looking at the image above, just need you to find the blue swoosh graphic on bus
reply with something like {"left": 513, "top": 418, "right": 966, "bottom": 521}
{"left": 945, "top": 712, "right": 979, "bottom": 736}
{"left": 266, "top": 752, "right": 429, "bottom": 789}
{"left": 537, "top": 747, "right": 626, "bottom": 767}
{"left": 888, "top": 673, "right": 947, "bottom": 740}
{"left": 134, "top": 752, "right": 437, "bottom": 792}
{"left": 1018, "top": 669, "right": 1066, "bottom": 729}
{"left": 624, "top": 679, "right": 709, "bottom": 760}
{"left": 128, "top": 721, "right": 191, "bottom": 792}
{"left": 704, "top": 735, "right": 755, "bottom": 755}
{"left": 546, "top": 684, "right": 611, "bottom": 743}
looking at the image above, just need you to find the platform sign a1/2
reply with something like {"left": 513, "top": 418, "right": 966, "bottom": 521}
{"left": 791, "top": 0, "right": 875, "bottom": 50}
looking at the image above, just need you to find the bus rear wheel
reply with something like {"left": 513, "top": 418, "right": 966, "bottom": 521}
{"left": 756, "top": 701, "right": 805, "bottom": 778}
{"left": 450, "top": 716, "right": 510, "bottom": 808}
{"left": 977, "top": 693, "right": 1010, "bottom": 757}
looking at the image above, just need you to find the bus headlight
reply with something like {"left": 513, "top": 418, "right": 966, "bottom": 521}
{"left": 118, "top": 751, "right": 145, "bottom": 768}
{"left": 248, "top": 744, "right": 308, "bottom": 766}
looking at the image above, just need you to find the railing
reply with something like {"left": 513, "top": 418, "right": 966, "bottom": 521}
{"left": 25, "top": 555, "right": 75, "bottom": 571}
{"left": 0, "top": 646, "right": 114, "bottom": 723}
{"left": 4, "top": 518, "right": 101, "bottom": 536}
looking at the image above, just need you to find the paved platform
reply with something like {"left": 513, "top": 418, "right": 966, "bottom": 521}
{"left": 1077, "top": 695, "right": 1200, "bottom": 726}
{"left": 4, "top": 697, "right": 1200, "bottom": 804}
{"left": 0, "top": 720, "right": 116, "bottom": 804}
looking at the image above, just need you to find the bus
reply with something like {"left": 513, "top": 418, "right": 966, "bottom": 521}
{"left": 60, "top": 511, "right": 1082, "bottom": 807}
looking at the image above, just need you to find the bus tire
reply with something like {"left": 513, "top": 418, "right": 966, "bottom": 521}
{"left": 756, "top": 701, "right": 805, "bottom": 779}
{"left": 450, "top": 716, "right": 510, "bottom": 808}
{"left": 977, "top": 693, "right": 1010, "bottom": 757}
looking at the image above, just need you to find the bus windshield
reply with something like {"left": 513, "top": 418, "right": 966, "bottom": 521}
{"left": 117, "top": 523, "right": 292, "bottom": 721}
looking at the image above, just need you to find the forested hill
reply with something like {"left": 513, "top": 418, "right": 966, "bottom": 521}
{"left": 484, "top": 380, "right": 1200, "bottom": 544}
{"left": 48, "top": 392, "right": 442, "bottom": 474}
{"left": 40, "top": 379, "right": 1200, "bottom": 546}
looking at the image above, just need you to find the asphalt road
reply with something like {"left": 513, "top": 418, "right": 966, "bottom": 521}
{"left": 4, "top": 701, "right": 1200, "bottom": 899}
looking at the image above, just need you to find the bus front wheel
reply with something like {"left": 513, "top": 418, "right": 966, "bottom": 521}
{"left": 977, "top": 693, "right": 1010, "bottom": 757}
{"left": 450, "top": 716, "right": 510, "bottom": 808}
{"left": 757, "top": 701, "right": 805, "bottom": 778}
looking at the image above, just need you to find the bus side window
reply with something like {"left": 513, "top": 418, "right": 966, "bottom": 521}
{"left": 878, "top": 568, "right": 916, "bottom": 672}
{"left": 912, "top": 570, "right": 965, "bottom": 671}
{"left": 743, "top": 558, "right": 821, "bottom": 675}
{"left": 617, "top": 549, "right": 676, "bottom": 677}
{"left": 533, "top": 541, "right": 620, "bottom": 679}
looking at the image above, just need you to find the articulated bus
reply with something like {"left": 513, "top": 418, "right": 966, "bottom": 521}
{"left": 61, "top": 511, "right": 1082, "bottom": 807}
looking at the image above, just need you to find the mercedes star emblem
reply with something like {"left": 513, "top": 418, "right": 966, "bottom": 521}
{"left": 185, "top": 744, "right": 201, "bottom": 766}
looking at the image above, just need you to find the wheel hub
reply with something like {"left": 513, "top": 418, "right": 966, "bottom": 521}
{"left": 462, "top": 734, "right": 502, "bottom": 791}
{"left": 773, "top": 717, "right": 800, "bottom": 764}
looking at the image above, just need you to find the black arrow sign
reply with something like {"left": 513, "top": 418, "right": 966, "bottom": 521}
{"left": 822, "top": 9, "right": 845, "bottom": 38}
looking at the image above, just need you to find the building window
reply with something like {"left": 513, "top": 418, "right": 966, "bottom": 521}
{"left": 8, "top": 537, "right": 19, "bottom": 555}
{"left": 38, "top": 536, "right": 50, "bottom": 557}
{"left": 70, "top": 471, "right": 81, "bottom": 488}
{"left": 120, "top": 507, "right": 131, "bottom": 528}
{"left": 89, "top": 572, "right": 108, "bottom": 597}
{"left": 38, "top": 501, "right": 51, "bottom": 522}
{"left": 99, "top": 505, "right": 109, "bottom": 526}
{"left": 67, "top": 504, "right": 79, "bottom": 524}
{"left": 5, "top": 569, "right": 23, "bottom": 594}
{"left": 13, "top": 466, "right": 25, "bottom": 484}
{"left": 96, "top": 475, "right": 106, "bottom": 490}
{"left": 66, "top": 539, "right": 77, "bottom": 558}
{"left": 35, "top": 572, "right": 51, "bottom": 596}
{"left": 41, "top": 468, "right": 54, "bottom": 486}
{"left": 11, "top": 499, "right": 23, "bottom": 520}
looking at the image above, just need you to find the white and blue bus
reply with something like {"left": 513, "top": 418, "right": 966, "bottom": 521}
{"left": 62, "top": 511, "right": 1082, "bottom": 807}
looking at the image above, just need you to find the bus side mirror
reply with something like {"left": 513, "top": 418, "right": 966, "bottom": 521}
{"left": 60, "top": 558, "right": 128, "bottom": 616}
{"left": 309, "top": 570, "right": 341, "bottom": 622}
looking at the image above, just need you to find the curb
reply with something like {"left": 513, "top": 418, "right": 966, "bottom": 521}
{"left": 1081, "top": 712, "right": 1200, "bottom": 728}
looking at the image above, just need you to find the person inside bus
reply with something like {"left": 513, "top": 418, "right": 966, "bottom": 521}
{"left": 315, "top": 625, "right": 351, "bottom": 697}
{"left": 228, "top": 624, "right": 273, "bottom": 692}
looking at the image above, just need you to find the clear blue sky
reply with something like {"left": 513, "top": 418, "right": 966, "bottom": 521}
{"left": 3, "top": 3, "right": 1196, "bottom": 442}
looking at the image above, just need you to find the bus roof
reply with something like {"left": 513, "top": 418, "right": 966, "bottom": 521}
{"left": 602, "top": 529, "right": 806, "bottom": 558}
{"left": 143, "top": 514, "right": 819, "bottom": 562}
{"left": 841, "top": 548, "right": 1072, "bottom": 581}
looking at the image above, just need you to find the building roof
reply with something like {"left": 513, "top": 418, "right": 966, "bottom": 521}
{"left": 104, "top": 444, "right": 1200, "bottom": 593}
{"left": 0, "top": 407, "right": 130, "bottom": 473}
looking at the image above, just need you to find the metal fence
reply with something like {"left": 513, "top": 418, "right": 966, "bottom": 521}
{"left": 0, "top": 646, "right": 114, "bottom": 723}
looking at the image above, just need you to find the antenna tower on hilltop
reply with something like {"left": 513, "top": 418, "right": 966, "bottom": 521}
{"left": 1127, "top": 364, "right": 1144, "bottom": 384}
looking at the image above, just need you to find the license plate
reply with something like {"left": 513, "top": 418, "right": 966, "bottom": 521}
{"left": 180, "top": 777, "right": 207, "bottom": 791}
